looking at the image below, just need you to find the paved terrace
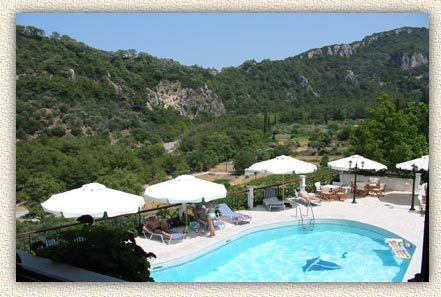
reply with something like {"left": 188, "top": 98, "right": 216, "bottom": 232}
{"left": 136, "top": 191, "right": 425, "bottom": 282}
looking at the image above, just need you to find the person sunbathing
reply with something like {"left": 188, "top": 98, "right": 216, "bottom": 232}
{"left": 297, "top": 189, "right": 321, "bottom": 203}
{"left": 143, "top": 216, "right": 171, "bottom": 237}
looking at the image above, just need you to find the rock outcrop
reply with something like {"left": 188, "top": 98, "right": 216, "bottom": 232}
{"left": 107, "top": 77, "right": 123, "bottom": 91}
{"left": 344, "top": 70, "right": 357, "bottom": 84}
{"left": 299, "top": 27, "right": 426, "bottom": 61}
{"left": 297, "top": 75, "right": 319, "bottom": 97}
{"left": 145, "top": 80, "right": 226, "bottom": 119}
{"left": 398, "top": 52, "right": 429, "bottom": 69}
{"left": 68, "top": 68, "right": 76, "bottom": 80}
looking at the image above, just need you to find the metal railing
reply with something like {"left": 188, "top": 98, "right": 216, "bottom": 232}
{"left": 16, "top": 171, "right": 339, "bottom": 252}
{"left": 298, "top": 201, "right": 315, "bottom": 231}
{"left": 16, "top": 204, "right": 181, "bottom": 252}
{"left": 252, "top": 171, "right": 339, "bottom": 203}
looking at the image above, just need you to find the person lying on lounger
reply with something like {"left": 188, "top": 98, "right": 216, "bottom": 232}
{"left": 296, "top": 189, "right": 321, "bottom": 202}
{"left": 143, "top": 216, "right": 172, "bottom": 237}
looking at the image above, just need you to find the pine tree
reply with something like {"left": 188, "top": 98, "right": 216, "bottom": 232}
{"left": 267, "top": 113, "right": 271, "bottom": 132}
{"left": 263, "top": 111, "right": 268, "bottom": 134}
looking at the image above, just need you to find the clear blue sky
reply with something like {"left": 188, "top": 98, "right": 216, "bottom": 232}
{"left": 16, "top": 13, "right": 429, "bottom": 70}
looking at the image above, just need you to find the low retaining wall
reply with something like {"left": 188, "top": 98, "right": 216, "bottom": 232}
{"left": 339, "top": 173, "right": 419, "bottom": 192}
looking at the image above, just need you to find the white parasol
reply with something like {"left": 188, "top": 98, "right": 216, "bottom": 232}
{"left": 328, "top": 155, "right": 387, "bottom": 203}
{"left": 143, "top": 175, "right": 227, "bottom": 204}
{"left": 327, "top": 154, "right": 387, "bottom": 172}
{"left": 247, "top": 155, "right": 317, "bottom": 201}
{"left": 396, "top": 155, "right": 429, "bottom": 211}
{"left": 396, "top": 155, "right": 429, "bottom": 172}
{"left": 143, "top": 175, "right": 227, "bottom": 229}
{"left": 41, "top": 183, "right": 145, "bottom": 218}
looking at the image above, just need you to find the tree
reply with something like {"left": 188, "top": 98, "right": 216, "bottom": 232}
{"left": 96, "top": 169, "right": 144, "bottom": 195}
{"left": 50, "top": 31, "right": 60, "bottom": 39}
{"left": 263, "top": 111, "right": 268, "bottom": 134}
{"left": 233, "top": 151, "right": 256, "bottom": 173}
{"left": 320, "top": 155, "right": 329, "bottom": 167}
{"left": 404, "top": 101, "right": 429, "bottom": 142}
{"left": 19, "top": 173, "right": 66, "bottom": 216}
{"left": 350, "top": 93, "right": 428, "bottom": 168}
{"left": 271, "top": 144, "right": 292, "bottom": 158}
{"left": 22, "top": 26, "right": 45, "bottom": 40}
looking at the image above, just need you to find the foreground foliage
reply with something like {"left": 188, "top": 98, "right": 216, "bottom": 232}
{"left": 34, "top": 225, "right": 156, "bottom": 282}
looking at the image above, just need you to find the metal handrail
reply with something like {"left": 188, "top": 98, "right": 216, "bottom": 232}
{"left": 17, "top": 171, "right": 338, "bottom": 239}
{"left": 16, "top": 203, "right": 181, "bottom": 238}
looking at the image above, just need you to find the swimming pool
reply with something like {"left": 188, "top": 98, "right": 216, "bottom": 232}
{"left": 150, "top": 220, "right": 415, "bottom": 282}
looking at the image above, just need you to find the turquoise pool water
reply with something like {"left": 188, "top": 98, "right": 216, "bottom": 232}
{"left": 150, "top": 221, "right": 414, "bottom": 282}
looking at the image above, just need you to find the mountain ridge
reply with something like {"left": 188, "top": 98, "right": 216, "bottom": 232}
{"left": 16, "top": 25, "right": 429, "bottom": 141}
{"left": 298, "top": 27, "right": 424, "bottom": 59}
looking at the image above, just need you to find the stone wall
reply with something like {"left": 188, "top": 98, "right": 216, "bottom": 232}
{"left": 339, "top": 173, "right": 420, "bottom": 192}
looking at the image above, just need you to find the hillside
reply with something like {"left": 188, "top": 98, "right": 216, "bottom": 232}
{"left": 213, "top": 27, "right": 428, "bottom": 115}
{"left": 16, "top": 25, "right": 428, "bottom": 143}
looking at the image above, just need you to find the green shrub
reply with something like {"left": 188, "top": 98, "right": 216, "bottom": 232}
{"left": 34, "top": 225, "right": 156, "bottom": 282}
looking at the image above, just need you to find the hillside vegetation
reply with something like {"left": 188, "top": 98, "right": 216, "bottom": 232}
{"left": 17, "top": 25, "right": 428, "bottom": 141}
{"left": 16, "top": 25, "right": 429, "bottom": 218}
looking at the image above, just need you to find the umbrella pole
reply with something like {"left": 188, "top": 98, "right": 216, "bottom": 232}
{"left": 282, "top": 175, "right": 285, "bottom": 203}
{"left": 185, "top": 203, "right": 189, "bottom": 232}
{"left": 352, "top": 171, "right": 358, "bottom": 204}
{"left": 410, "top": 166, "right": 416, "bottom": 211}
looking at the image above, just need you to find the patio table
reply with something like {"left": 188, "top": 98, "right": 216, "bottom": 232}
{"left": 321, "top": 185, "right": 340, "bottom": 201}
{"left": 353, "top": 182, "right": 369, "bottom": 197}
{"left": 366, "top": 183, "right": 379, "bottom": 196}
{"left": 322, "top": 185, "right": 340, "bottom": 191}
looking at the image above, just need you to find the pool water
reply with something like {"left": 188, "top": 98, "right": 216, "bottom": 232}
{"left": 150, "top": 222, "right": 414, "bottom": 282}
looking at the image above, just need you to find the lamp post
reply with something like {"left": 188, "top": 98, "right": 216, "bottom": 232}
{"left": 409, "top": 164, "right": 418, "bottom": 211}
{"left": 349, "top": 160, "right": 364, "bottom": 204}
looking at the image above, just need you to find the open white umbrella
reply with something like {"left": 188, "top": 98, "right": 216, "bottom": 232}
{"left": 328, "top": 155, "right": 387, "bottom": 203}
{"left": 41, "top": 183, "right": 145, "bottom": 218}
{"left": 327, "top": 155, "right": 387, "bottom": 172}
{"left": 143, "top": 175, "right": 227, "bottom": 229}
{"left": 247, "top": 155, "right": 317, "bottom": 201}
{"left": 396, "top": 155, "right": 429, "bottom": 211}
{"left": 396, "top": 155, "right": 429, "bottom": 172}
{"left": 144, "top": 175, "right": 227, "bottom": 204}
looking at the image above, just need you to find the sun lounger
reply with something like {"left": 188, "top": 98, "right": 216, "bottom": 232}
{"left": 294, "top": 189, "right": 321, "bottom": 206}
{"left": 197, "top": 218, "right": 226, "bottom": 231}
{"left": 218, "top": 203, "right": 252, "bottom": 224}
{"left": 142, "top": 225, "right": 185, "bottom": 244}
{"left": 43, "top": 239, "right": 57, "bottom": 247}
{"left": 212, "top": 219, "right": 225, "bottom": 229}
{"left": 191, "top": 206, "right": 226, "bottom": 232}
{"left": 263, "top": 189, "right": 277, "bottom": 199}
{"left": 263, "top": 197, "right": 286, "bottom": 211}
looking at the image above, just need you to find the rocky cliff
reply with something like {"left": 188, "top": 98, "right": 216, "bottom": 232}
{"left": 299, "top": 27, "right": 428, "bottom": 65}
{"left": 397, "top": 52, "right": 429, "bottom": 69}
{"left": 145, "top": 80, "right": 226, "bottom": 119}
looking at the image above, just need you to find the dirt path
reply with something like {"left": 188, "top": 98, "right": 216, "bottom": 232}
{"left": 16, "top": 203, "right": 29, "bottom": 218}
{"left": 197, "top": 154, "right": 342, "bottom": 187}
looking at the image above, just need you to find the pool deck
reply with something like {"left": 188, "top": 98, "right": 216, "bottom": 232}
{"left": 136, "top": 191, "right": 425, "bottom": 282}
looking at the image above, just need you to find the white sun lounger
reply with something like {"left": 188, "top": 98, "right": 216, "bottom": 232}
{"left": 263, "top": 197, "right": 286, "bottom": 211}
{"left": 218, "top": 203, "right": 252, "bottom": 224}
{"left": 294, "top": 189, "right": 321, "bottom": 206}
{"left": 143, "top": 225, "right": 185, "bottom": 244}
